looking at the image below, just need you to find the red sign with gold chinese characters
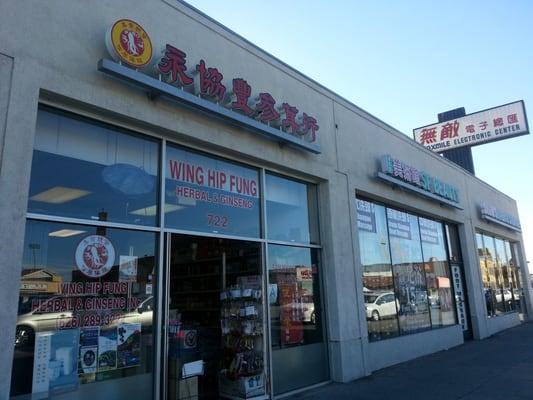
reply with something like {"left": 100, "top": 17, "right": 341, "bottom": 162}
{"left": 414, "top": 100, "right": 528, "bottom": 152}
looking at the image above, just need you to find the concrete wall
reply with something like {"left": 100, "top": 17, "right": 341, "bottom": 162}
{"left": 486, "top": 312, "right": 521, "bottom": 337}
{"left": 0, "top": 0, "right": 529, "bottom": 397}
{"left": 368, "top": 325, "right": 463, "bottom": 372}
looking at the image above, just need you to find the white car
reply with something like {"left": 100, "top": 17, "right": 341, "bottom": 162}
{"left": 365, "top": 292, "right": 398, "bottom": 321}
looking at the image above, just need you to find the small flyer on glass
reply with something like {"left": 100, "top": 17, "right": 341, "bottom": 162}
{"left": 98, "top": 327, "right": 118, "bottom": 371}
{"left": 32, "top": 329, "right": 80, "bottom": 395}
{"left": 117, "top": 323, "right": 141, "bottom": 368}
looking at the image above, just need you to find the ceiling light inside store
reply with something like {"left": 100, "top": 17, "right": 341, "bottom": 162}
{"left": 30, "top": 186, "right": 91, "bottom": 204}
{"left": 48, "top": 229, "right": 86, "bottom": 238}
{"left": 130, "top": 204, "right": 184, "bottom": 216}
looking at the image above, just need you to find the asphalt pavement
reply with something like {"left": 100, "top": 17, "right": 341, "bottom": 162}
{"left": 290, "top": 322, "right": 533, "bottom": 400}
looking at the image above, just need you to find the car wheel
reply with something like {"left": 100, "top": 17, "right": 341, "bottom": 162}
{"left": 371, "top": 310, "right": 380, "bottom": 321}
{"left": 15, "top": 325, "right": 35, "bottom": 349}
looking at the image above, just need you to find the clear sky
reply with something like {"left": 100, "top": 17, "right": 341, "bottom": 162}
{"left": 185, "top": 0, "right": 533, "bottom": 270}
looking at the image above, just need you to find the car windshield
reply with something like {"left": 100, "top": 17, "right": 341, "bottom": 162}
{"left": 364, "top": 295, "right": 379, "bottom": 304}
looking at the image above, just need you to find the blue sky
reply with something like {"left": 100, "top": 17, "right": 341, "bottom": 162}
{"left": 185, "top": 0, "right": 533, "bottom": 268}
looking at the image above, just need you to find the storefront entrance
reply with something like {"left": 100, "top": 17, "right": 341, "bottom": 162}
{"left": 165, "top": 234, "right": 266, "bottom": 400}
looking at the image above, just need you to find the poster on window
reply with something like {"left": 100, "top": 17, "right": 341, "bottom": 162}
{"left": 356, "top": 199, "right": 376, "bottom": 233}
{"left": 279, "top": 280, "right": 304, "bottom": 345}
{"left": 117, "top": 323, "right": 141, "bottom": 368}
{"left": 437, "top": 276, "right": 453, "bottom": 311}
{"left": 32, "top": 329, "right": 80, "bottom": 395}
{"left": 79, "top": 326, "right": 99, "bottom": 374}
{"left": 387, "top": 209, "right": 412, "bottom": 240}
{"left": 165, "top": 146, "right": 260, "bottom": 237}
{"left": 393, "top": 264, "right": 430, "bottom": 333}
{"left": 419, "top": 218, "right": 440, "bottom": 245}
{"left": 98, "top": 327, "right": 117, "bottom": 371}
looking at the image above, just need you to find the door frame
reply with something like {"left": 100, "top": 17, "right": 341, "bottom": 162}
{"left": 161, "top": 232, "right": 271, "bottom": 400}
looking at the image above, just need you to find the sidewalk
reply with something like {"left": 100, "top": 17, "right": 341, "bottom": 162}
{"left": 290, "top": 322, "right": 533, "bottom": 400}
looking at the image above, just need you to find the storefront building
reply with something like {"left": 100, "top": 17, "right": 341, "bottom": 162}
{"left": 0, "top": 1, "right": 531, "bottom": 399}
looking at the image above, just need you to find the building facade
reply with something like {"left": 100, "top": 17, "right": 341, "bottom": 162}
{"left": 0, "top": 1, "right": 531, "bottom": 399}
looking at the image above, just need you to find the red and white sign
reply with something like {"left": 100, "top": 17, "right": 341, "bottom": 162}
{"left": 414, "top": 101, "right": 529, "bottom": 152}
{"left": 296, "top": 267, "right": 313, "bottom": 282}
{"left": 75, "top": 235, "right": 116, "bottom": 278}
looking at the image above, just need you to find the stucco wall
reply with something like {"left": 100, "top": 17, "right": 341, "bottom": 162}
{"left": 0, "top": 1, "right": 528, "bottom": 397}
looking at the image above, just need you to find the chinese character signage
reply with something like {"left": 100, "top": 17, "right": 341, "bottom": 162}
{"left": 414, "top": 101, "right": 529, "bottom": 152}
{"left": 386, "top": 208, "right": 412, "bottom": 240}
{"left": 419, "top": 218, "right": 440, "bottom": 245}
{"left": 356, "top": 199, "right": 377, "bottom": 233}
{"left": 102, "top": 19, "right": 320, "bottom": 154}
{"left": 479, "top": 203, "right": 521, "bottom": 232}
{"left": 380, "top": 155, "right": 459, "bottom": 204}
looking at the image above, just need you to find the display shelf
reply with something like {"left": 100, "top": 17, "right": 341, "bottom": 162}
{"left": 219, "top": 275, "right": 265, "bottom": 399}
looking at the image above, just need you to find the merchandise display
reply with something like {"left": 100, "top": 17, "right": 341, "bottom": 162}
{"left": 219, "top": 276, "right": 265, "bottom": 398}
{"left": 167, "top": 236, "right": 265, "bottom": 399}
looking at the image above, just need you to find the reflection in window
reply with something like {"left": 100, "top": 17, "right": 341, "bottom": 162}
{"left": 268, "top": 245, "right": 327, "bottom": 394}
{"left": 477, "top": 233, "right": 521, "bottom": 317}
{"left": 445, "top": 224, "right": 462, "bottom": 264}
{"left": 510, "top": 243, "right": 524, "bottom": 314}
{"left": 419, "top": 217, "right": 456, "bottom": 328}
{"left": 11, "top": 220, "right": 157, "bottom": 399}
{"left": 357, "top": 199, "right": 459, "bottom": 340}
{"left": 356, "top": 199, "right": 399, "bottom": 341}
{"left": 266, "top": 174, "right": 318, "bottom": 244}
{"left": 483, "top": 235, "right": 503, "bottom": 315}
{"left": 28, "top": 109, "right": 160, "bottom": 226}
{"left": 388, "top": 209, "right": 431, "bottom": 335}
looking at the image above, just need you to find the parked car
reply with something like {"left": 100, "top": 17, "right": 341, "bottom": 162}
{"left": 15, "top": 296, "right": 154, "bottom": 349}
{"left": 365, "top": 292, "right": 398, "bottom": 321}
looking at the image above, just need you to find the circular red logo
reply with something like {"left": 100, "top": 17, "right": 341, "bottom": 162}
{"left": 83, "top": 242, "right": 109, "bottom": 270}
{"left": 119, "top": 29, "right": 145, "bottom": 57}
{"left": 75, "top": 235, "right": 115, "bottom": 278}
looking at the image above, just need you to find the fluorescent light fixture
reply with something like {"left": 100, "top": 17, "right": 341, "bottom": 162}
{"left": 30, "top": 186, "right": 91, "bottom": 204}
{"left": 130, "top": 204, "right": 184, "bottom": 216}
{"left": 49, "top": 229, "right": 86, "bottom": 238}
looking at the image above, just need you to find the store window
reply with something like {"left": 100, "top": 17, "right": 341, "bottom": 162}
{"left": 28, "top": 109, "right": 160, "bottom": 226}
{"left": 388, "top": 209, "right": 431, "bottom": 334}
{"left": 419, "top": 217, "right": 455, "bottom": 327}
{"left": 11, "top": 220, "right": 157, "bottom": 399}
{"left": 268, "top": 245, "right": 327, "bottom": 394}
{"left": 356, "top": 199, "right": 399, "bottom": 341}
{"left": 356, "top": 198, "right": 457, "bottom": 341}
{"left": 266, "top": 169, "right": 325, "bottom": 395}
{"left": 165, "top": 145, "right": 260, "bottom": 238}
{"left": 510, "top": 243, "right": 524, "bottom": 314}
{"left": 265, "top": 174, "right": 319, "bottom": 245}
{"left": 477, "top": 232, "right": 521, "bottom": 317}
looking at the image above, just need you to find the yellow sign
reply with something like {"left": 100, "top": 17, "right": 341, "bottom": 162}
{"left": 106, "top": 19, "right": 152, "bottom": 68}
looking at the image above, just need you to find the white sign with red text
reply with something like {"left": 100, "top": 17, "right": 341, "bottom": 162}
{"left": 414, "top": 101, "right": 528, "bottom": 152}
{"left": 75, "top": 235, "right": 116, "bottom": 278}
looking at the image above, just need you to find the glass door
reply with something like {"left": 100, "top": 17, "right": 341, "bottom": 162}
{"left": 165, "top": 234, "right": 266, "bottom": 400}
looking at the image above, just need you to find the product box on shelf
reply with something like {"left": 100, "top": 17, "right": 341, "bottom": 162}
{"left": 168, "top": 376, "right": 198, "bottom": 400}
{"left": 219, "top": 373, "right": 265, "bottom": 398}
